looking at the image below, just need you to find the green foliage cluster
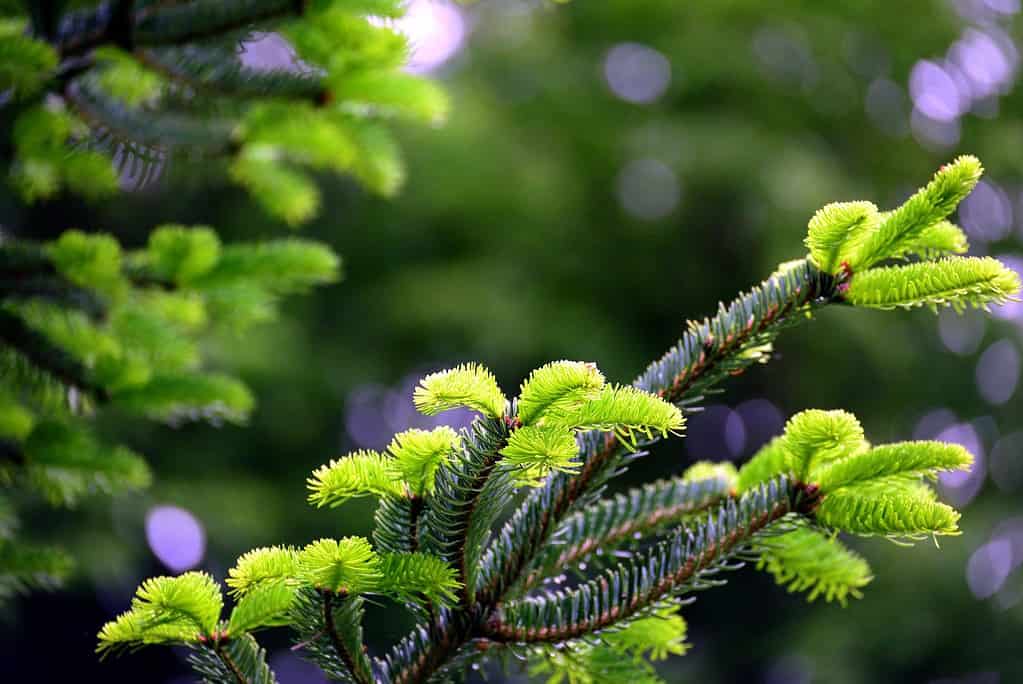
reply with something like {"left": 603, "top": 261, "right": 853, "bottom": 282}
{"left": 1, "top": 0, "right": 445, "bottom": 604}
{"left": 0, "top": 225, "right": 338, "bottom": 595}
{"left": 2, "top": 0, "right": 447, "bottom": 224}
{"left": 97, "top": 161, "right": 1019, "bottom": 683}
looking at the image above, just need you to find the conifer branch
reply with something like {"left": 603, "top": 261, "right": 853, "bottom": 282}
{"left": 0, "top": 308, "right": 108, "bottom": 402}
{"left": 484, "top": 479, "right": 795, "bottom": 643}
{"left": 321, "top": 590, "right": 374, "bottom": 684}
{"left": 520, "top": 475, "right": 733, "bottom": 591}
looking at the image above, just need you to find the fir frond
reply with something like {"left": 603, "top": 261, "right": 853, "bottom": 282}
{"left": 516, "top": 360, "right": 606, "bottom": 427}
{"left": 781, "top": 409, "right": 866, "bottom": 479}
{"left": 413, "top": 363, "right": 507, "bottom": 418}
{"left": 195, "top": 239, "right": 341, "bottom": 294}
{"left": 386, "top": 427, "right": 460, "bottom": 497}
{"left": 289, "top": 586, "right": 374, "bottom": 684}
{"left": 529, "top": 643, "right": 667, "bottom": 684}
{"left": 853, "top": 156, "right": 983, "bottom": 269}
{"left": 816, "top": 479, "right": 961, "bottom": 538}
{"left": 811, "top": 441, "right": 972, "bottom": 492}
{"left": 226, "top": 582, "right": 296, "bottom": 635}
{"left": 902, "top": 220, "right": 969, "bottom": 259}
{"left": 485, "top": 478, "right": 793, "bottom": 643}
{"left": 307, "top": 450, "right": 405, "bottom": 507}
{"left": 805, "top": 201, "right": 880, "bottom": 274}
{"left": 46, "top": 230, "right": 125, "bottom": 296}
{"left": 753, "top": 526, "right": 872, "bottom": 605}
{"left": 226, "top": 546, "right": 299, "bottom": 598}
{"left": 634, "top": 259, "right": 835, "bottom": 401}
{"left": 110, "top": 372, "right": 255, "bottom": 424}
{"left": 378, "top": 552, "right": 460, "bottom": 606}
{"left": 143, "top": 225, "right": 222, "bottom": 285}
{"left": 682, "top": 460, "right": 738, "bottom": 488}
{"left": 522, "top": 476, "right": 731, "bottom": 592}
{"left": 419, "top": 415, "right": 510, "bottom": 601}
{"left": 736, "top": 437, "right": 793, "bottom": 493}
{"left": 0, "top": 24, "right": 57, "bottom": 98}
{"left": 601, "top": 603, "right": 689, "bottom": 661}
{"left": 0, "top": 540, "right": 74, "bottom": 597}
{"left": 329, "top": 70, "right": 449, "bottom": 124}
{"left": 500, "top": 426, "right": 581, "bottom": 487}
{"left": 188, "top": 633, "right": 279, "bottom": 684}
{"left": 297, "top": 537, "right": 382, "bottom": 594}
{"left": 553, "top": 385, "right": 684, "bottom": 447}
{"left": 97, "top": 572, "right": 223, "bottom": 655}
{"left": 23, "top": 420, "right": 151, "bottom": 506}
{"left": 844, "top": 256, "right": 1021, "bottom": 312}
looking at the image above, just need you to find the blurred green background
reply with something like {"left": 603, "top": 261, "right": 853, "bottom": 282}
{"left": 3, "top": 0, "right": 1023, "bottom": 682}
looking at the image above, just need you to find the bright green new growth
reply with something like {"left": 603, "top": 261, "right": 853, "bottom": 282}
{"left": 387, "top": 427, "right": 461, "bottom": 496}
{"left": 803, "top": 155, "right": 1019, "bottom": 314}
{"left": 308, "top": 450, "right": 406, "bottom": 506}
{"left": 500, "top": 426, "right": 582, "bottom": 486}
{"left": 516, "top": 360, "right": 606, "bottom": 426}
{"left": 554, "top": 384, "right": 685, "bottom": 446}
{"left": 226, "top": 546, "right": 299, "bottom": 598}
{"left": 529, "top": 604, "right": 689, "bottom": 684}
{"left": 845, "top": 257, "right": 1021, "bottom": 312}
{"left": 805, "top": 201, "right": 880, "bottom": 273}
{"left": 97, "top": 160, "right": 1017, "bottom": 684}
{"left": 737, "top": 409, "right": 971, "bottom": 539}
{"left": 754, "top": 527, "right": 873, "bottom": 605}
{"left": 853, "top": 155, "right": 982, "bottom": 270}
{"left": 297, "top": 537, "right": 383, "bottom": 595}
{"left": 413, "top": 363, "right": 508, "bottom": 418}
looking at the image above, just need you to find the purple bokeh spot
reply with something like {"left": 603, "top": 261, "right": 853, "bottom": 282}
{"left": 686, "top": 405, "right": 745, "bottom": 460}
{"left": 936, "top": 423, "right": 986, "bottom": 507}
{"left": 604, "top": 43, "right": 672, "bottom": 104}
{"left": 345, "top": 372, "right": 477, "bottom": 451}
{"left": 959, "top": 180, "right": 1013, "bottom": 242}
{"left": 975, "top": 339, "right": 1020, "bottom": 406}
{"left": 736, "top": 399, "right": 785, "bottom": 456}
{"left": 145, "top": 505, "right": 205, "bottom": 573}
{"left": 913, "top": 408, "right": 958, "bottom": 440}
{"left": 910, "top": 60, "right": 966, "bottom": 122}
{"left": 270, "top": 651, "right": 329, "bottom": 684}
{"left": 967, "top": 539, "right": 1013, "bottom": 599}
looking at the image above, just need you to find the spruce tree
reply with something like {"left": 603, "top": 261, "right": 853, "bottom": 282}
{"left": 96, "top": 158, "right": 1021, "bottom": 682}
{"left": 0, "top": 0, "right": 444, "bottom": 598}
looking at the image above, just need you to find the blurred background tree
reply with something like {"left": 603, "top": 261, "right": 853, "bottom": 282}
{"left": 3, "top": 0, "right": 1023, "bottom": 683}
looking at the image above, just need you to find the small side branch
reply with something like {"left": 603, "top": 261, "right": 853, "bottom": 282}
{"left": 321, "top": 590, "right": 372, "bottom": 684}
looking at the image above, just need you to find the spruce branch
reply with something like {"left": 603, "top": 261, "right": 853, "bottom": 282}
{"left": 483, "top": 478, "right": 795, "bottom": 643}
{"left": 0, "top": 308, "right": 108, "bottom": 402}
{"left": 520, "top": 474, "right": 734, "bottom": 591}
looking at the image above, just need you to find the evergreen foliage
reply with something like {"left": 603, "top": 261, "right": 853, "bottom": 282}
{"left": 1, "top": 0, "right": 446, "bottom": 223}
{"left": 98, "top": 161, "right": 1020, "bottom": 683}
{"left": 2, "top": 0, "right": 444, "bottom": 603}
